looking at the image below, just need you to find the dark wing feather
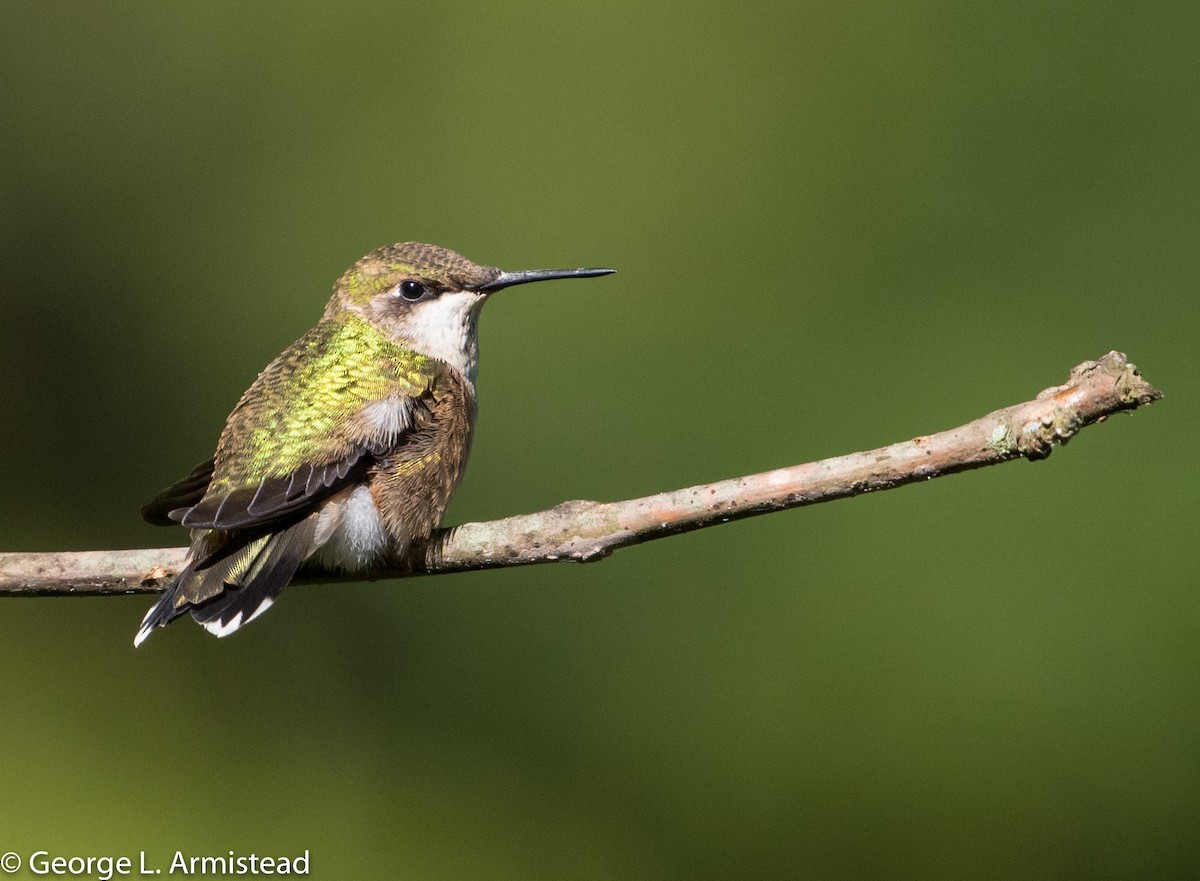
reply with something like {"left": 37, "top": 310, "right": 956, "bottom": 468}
{"left": 142, "top": 458, "right": 216, "bottom": 526}
{"left": 178, "top": 448, "right": 375, "bottom": 531}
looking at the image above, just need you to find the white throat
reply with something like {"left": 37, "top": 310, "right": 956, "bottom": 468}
{"left": 404, "top": 291, "right": 484, "bottom": 385}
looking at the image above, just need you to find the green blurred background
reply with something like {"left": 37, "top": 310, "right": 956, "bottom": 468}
{"left": 0, "top": 1, "right": 1195, "bottom": 878}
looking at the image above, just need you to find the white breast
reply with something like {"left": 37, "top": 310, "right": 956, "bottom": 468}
{"left": 312, "top": 484, "right": 392, "bottom": 571}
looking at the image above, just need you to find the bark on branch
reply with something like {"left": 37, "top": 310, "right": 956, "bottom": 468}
{"left": 0, "top": 351, "right": 1162, "bottom": 597}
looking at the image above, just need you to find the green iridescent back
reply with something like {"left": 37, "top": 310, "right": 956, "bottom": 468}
{"left": 208, "top": 314, "right": 438, "bottom": 495}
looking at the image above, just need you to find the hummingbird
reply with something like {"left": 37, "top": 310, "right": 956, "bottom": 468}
{"left": 136, "top": 242, "right": 614, "bottom": 645}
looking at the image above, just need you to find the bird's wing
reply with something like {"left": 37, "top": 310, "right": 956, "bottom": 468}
{"left": 141, "top": 451, "right": 376, "bottom": 530}
{"left": 175, "top": 447, "right": 379, "bottom": 530}
{"left": 143, "top": 317, "right": 440, "bottom": 533}
{"left": 142, "top": 457, "right": 216, "bottom": 526}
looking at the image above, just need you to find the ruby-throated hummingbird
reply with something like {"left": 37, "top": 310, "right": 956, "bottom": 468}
{"left": 136, "top": 242, "right": 614, "bottom": 645}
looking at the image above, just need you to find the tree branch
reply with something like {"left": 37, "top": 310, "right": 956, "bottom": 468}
{"left": 0, "top": 351, "right": 1162, "bottom": 597}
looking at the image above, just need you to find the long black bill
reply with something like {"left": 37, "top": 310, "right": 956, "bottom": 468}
{"left": 479, "top": 266, "right": 616, "bottom": 293}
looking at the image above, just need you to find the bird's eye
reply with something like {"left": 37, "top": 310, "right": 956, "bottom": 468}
{"left": 398, "top": 280, "right": 427, "bottom": 301}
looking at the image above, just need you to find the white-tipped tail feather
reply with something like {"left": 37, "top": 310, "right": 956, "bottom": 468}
{"left": 135, "top": 486, "right": 396, "bottom": 645}
{"left": 197, "top": 595, "right": 275, "bottom": 638}
{"left": 133, "top": 613, "right": 159, "bottom": 648}
{"left": 134, "top": 517, "right": 317, "bottom": 646}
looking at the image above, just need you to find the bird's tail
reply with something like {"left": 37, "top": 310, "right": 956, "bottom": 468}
{"left": 134, "top": 516, "right": 317, "bottom": 646}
